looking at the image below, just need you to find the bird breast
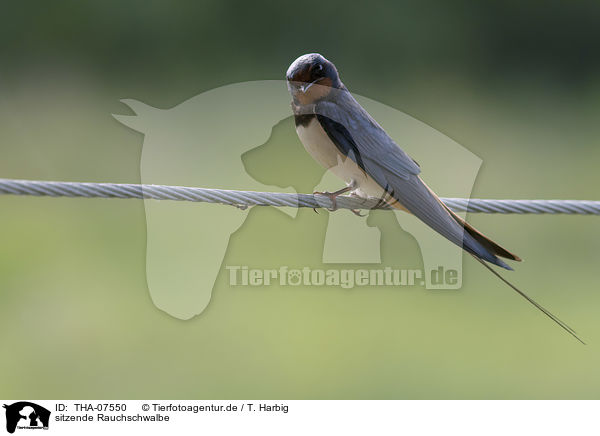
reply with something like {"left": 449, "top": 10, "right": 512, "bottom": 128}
{"left": 295, "top": 117, "right": 385, "bottom": 199}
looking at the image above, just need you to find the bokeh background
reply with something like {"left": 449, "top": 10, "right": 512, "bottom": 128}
{"left": 1, "top": 0, "right": 600, "bottom": 399}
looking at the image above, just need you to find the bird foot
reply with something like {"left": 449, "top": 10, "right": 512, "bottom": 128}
{"left": 312, "top": 190, "right": 365, "bottom": 217}
{"left": 313, "top": 181, "right": 359, "bottom": 213}
{"left": 313, "top": 188, "right": 350, "bottom": 211}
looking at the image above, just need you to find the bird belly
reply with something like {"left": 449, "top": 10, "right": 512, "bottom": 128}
{"left": 296, "top": 118, "right": 386, "bottom": 199}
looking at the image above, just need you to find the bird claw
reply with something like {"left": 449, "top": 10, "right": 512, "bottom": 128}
{"left": 313, "top": 190, "right": 341, "bottom": 211}
{"left": 312, "top": 191, "right": 365, "bottom": 217}
{"left": 313, "top": 182, "right": 357, "bottom": 213}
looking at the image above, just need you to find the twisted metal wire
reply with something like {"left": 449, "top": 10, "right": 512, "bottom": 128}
{"left": 1, "top": 178, "right": 599, "bottom": 214}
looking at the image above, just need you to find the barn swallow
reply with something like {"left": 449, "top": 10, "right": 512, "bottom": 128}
{"left": 286, "top": 53, "right": 583, "bottom": 343}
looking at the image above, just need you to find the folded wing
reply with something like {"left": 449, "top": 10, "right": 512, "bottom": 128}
{"left": 315, "top": 92, "right": 519, "bottom": 269}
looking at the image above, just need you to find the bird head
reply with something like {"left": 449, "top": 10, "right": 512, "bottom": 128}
{"left": 286, "top": 53, "right": 342, "bottom": 105}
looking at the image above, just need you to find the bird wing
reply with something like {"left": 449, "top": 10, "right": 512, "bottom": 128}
{"left": 316, "top": 94, "right": 421, "bottom": 182}
{"left": 314, "top": 92, "right": 514, "bottom": 270}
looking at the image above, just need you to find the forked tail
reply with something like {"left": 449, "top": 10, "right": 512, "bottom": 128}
{"left": 473, "top": 256, "right": 585, "bottom": 344}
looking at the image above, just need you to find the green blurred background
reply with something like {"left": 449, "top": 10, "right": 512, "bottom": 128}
{"left": 1, "top": 0, "right": 600, "bottom": 399}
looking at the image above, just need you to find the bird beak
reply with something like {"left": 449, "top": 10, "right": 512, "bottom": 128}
{"left": 300, "top": 78, "right": 322, "bottom": 93}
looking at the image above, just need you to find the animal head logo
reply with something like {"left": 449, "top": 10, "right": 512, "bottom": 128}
{"left": 113, "top": 80, "right": 482, "bottom": 320}
{"left": 3, "top": 402, "right": 50, "bottom": 434}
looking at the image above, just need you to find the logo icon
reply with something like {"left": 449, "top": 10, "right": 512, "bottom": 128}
{"left": 3, "top": 402, "right": 50, "bottom": 434}
{"left": 113, "top": 81, "right": 482, "bottom": 320}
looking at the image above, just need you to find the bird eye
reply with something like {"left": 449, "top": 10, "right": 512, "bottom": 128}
{"left": 315, "top": 63, "right": 323, "bottom": 72}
